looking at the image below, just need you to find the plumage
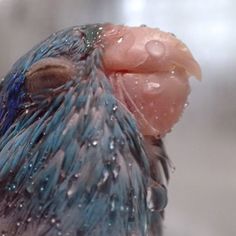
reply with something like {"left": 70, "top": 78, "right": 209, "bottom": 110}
{"left": 0, "top": 24, "right": 200, "bottom": 236}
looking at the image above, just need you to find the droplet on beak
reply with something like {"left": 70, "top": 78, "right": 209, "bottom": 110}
{"left": 102, "top": 24, "right": 201, "bottom": 137}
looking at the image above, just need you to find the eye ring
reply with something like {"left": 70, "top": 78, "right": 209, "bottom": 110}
{"left": 25, "top": 57, "right": 76, "bottom": 94}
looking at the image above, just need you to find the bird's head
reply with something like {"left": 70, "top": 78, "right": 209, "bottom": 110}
{"left": 0, "top": 24, "right": 201, "bottom": 139}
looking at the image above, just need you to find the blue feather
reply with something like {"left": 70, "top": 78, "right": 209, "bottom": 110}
{"left": 0, "top": 24, "right": 168, "bottom": 236}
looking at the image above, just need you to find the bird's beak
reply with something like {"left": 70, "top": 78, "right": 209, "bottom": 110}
{"left": 164, "top": 38, "right": 202, "bottom": 81}
{"left": 102, "top": 24, "right": 201, "bottom": 80}
{"left": 101, "top": 24, "right": 201, "bottom": 137}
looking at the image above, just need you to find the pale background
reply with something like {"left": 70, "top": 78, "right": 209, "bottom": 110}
{"left": 0, "top": 0, "right": 235, "bottom": 235}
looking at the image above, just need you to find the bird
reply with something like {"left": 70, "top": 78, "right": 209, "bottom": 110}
{"left": 0, "top": 24, "right": 201, "bottom": 236}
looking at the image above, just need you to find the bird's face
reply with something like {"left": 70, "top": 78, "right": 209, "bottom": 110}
{"left": 0, "top": 24, "right": 200, "bottom": 235}
{"left": 0, "top": 24, "right": 200, "bottom": 139}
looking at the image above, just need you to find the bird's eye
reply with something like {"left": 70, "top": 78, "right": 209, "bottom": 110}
{"left": 25, "top": 57, "right": 76, "bottom": 93}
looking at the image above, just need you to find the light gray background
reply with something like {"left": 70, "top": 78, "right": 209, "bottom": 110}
{"left": 0, "top": 0, "right": 235, "bottom": 235}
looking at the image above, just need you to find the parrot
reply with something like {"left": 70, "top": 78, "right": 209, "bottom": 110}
{"left": 0, "top": 24, "right": 201, "bottom": 236}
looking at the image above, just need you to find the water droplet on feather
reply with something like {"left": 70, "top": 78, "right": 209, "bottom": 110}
{"left": 51, "top": 218, "right": 56, "bottom": 224}
{"left": 147, "top": 185, "right": 167, "bottom": 212}
{"left": 112, "top": 105, "right": 118, "bottom": 111}
{"left": 109, "top": 140, "right": 115, "bottom": 150}
{"left": 92, "top": 140, "right": 98, "bottom": 146}
{"left": 112, "top": 166, "right": 120, "bottom": 179}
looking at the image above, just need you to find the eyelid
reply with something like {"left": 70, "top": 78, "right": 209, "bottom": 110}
{"left": 25, "top": 57, "right": 76, "bottom": 93}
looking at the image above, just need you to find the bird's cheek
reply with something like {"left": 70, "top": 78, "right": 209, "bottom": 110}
{"left": 110, "top": 69, "right": 190, "bottom": 138}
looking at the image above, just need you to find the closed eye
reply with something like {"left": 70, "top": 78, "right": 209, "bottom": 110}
{"left": 25, "top": 57, "right": 77, "bottom": 94}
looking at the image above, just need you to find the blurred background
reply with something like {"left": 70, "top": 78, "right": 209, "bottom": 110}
{"left": 0, "top": 0, "right": 235, "bottom": 235}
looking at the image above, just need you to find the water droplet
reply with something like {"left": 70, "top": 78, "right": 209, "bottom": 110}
{"left": 67, "top": 189, "right": 73, "bottom": 197}
{"left": 1, "top": 231, "right": 7, "bottom": 236}
{"left": 147, "top": 82, "right": 160, "bottom": 90}
{"left": 16, "top": 221, "right": 21, "bottom": 227}
{"left": 56, "top": 220, "right": 61, "bottom": 228}
{"left": 110, "top": 115, "right": 115, "bottom": 121}
{"left": 87, "top": 142, "right": 91, "bottom": 147}
{"left": 27, "top": 217, "right": 32, "bottom": 223}
{"left": 51, "top": 218, "right": 56, "bottom": 224}
{"left": 112, "top": 166, "right": 120, "bottom": 179}
{"left": 74, "top": 173, "right": 80, "bottom": 179}
{"left": 102, "top": 170, "right": 109, "bottom": 183}
{"left": 92, "top": 140, "right": 98, "bottom": 146}
{"left": 25, "top": 109, "right": 29, "bottom": 114}
{"left": 112, "top": 105, "right": 118, "bottom": 111}
{"left": 97, "top": 169, "right": 110, "bottom": 188}
{"left": 117, "top": 37, "right": 123, "bottom": 43}
{"left": 184, "top": 102, "right": 189, "bottom": 108}
{"left": 110, "top": 200, "right": 115, "bottom": 211}
{"left": 147, "top": 185, "right": 167, "bottom": 212}
{"left": 146, "top": 40, "right": 165, "bottom": 58}
{"left": 109, "top": 140, "right": 115, "bottom": 150}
